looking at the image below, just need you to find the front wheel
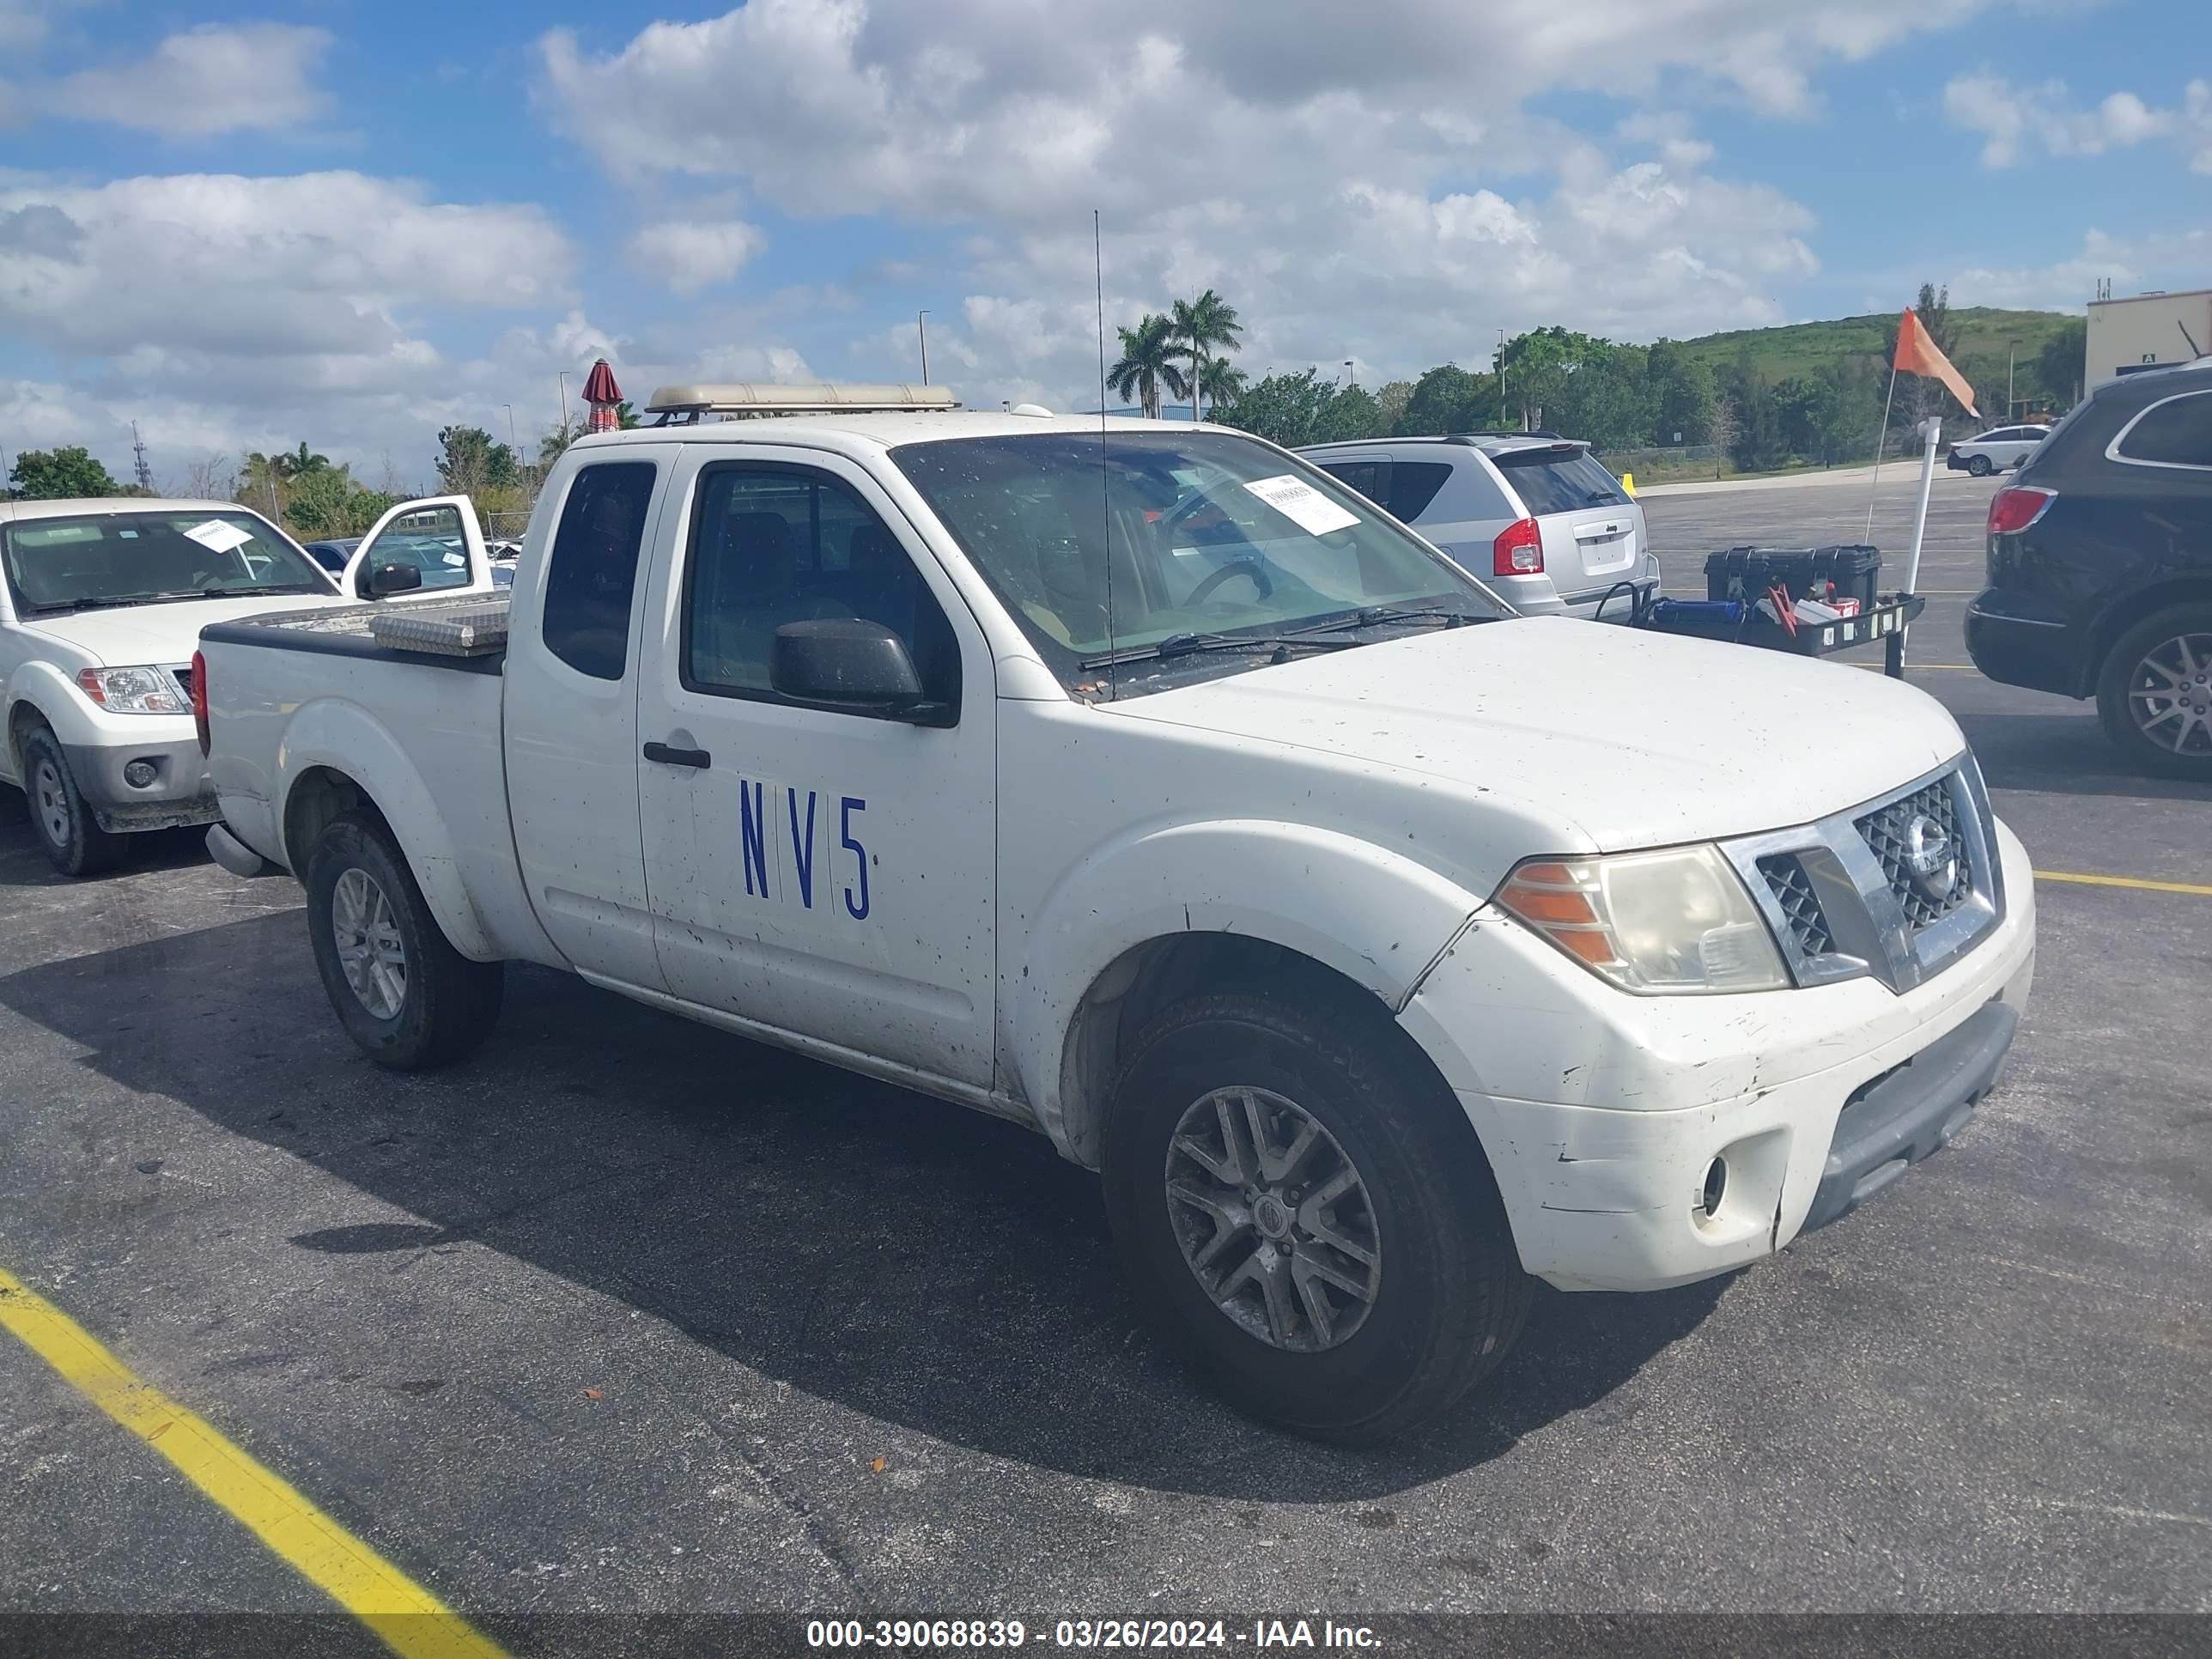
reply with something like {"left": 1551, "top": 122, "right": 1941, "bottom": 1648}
{"left": 1966, "top": 454, "right": 1994, "bottom": 477}
{"left": 304, "top": 811, "right": 504, "bottom": 1069}
{"left": 2096, "top": 604, "right": 2212, "bottom": 780}
{"left": 20, "top": 727, "right": 122, "bottom": 878}
{"left": 1101, "top": 989, "right": 1528, "bottom": 1444}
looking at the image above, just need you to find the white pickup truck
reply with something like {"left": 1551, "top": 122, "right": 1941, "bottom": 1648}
{"left": 2, "top": 494, "right": 495, "bottom": 873}
{"left": 198, "top": 401, "right": 2035, "bottom": 1442}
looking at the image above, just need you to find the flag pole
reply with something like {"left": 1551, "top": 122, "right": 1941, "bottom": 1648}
{"left": 1864, "top": 360, "right": 1899, "bottom": 544}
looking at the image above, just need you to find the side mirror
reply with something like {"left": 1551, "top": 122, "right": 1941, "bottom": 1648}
{"left": 771, "top": 618, "right": 947, "bottom": 723}
{"left": 364, "top": 562, "right": 423, "bottom": 599}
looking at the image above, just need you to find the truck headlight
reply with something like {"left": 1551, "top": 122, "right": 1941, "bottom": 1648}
{"left": 76, "top": 666, "right": 187, "bottom": 715}
{"left": 1495, "top": 845, "right": 1789, "bottom": 994}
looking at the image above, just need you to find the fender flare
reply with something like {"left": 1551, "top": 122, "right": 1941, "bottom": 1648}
{"left": 7, "top": 665, "right": 110, "bottom": 758}
{"left": 1007, "top": 817, "right": 1482, "bottom": 1159}
{"left": 273, "top": 696, "right": 498, "bottom": 960}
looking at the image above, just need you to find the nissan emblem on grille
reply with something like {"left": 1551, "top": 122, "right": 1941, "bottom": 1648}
{"left": 1901, "top": 813, "right": 1958, "bottom": 904}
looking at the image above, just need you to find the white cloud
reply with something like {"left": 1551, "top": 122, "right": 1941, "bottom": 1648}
{"left": 625, "top": 219, "right": 765, "bottom": 293}
{"left": 1942, "top": 72, "right": 2193, "bottom": 167}
{"left": 1948, "top": 227, "right": 2211, "bottom": 310}
{"left": 49, "top": 25, "right": 332, "bottom": 137}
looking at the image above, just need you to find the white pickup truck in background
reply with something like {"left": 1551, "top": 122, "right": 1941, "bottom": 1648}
{"left": 1, "top": 494, "right": 495, "bottom": 874}
{"left": 198, "top": 400, "right": 2035, "bottom": 1443}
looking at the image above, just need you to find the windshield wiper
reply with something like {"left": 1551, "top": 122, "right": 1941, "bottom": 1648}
{"left": 1078, "top": 631, "right": 1361, "bottom": 670}
{"left": 1287, "top": 605, "right": 1489, "bottom": 635}
{"left": 193, "top": 585, "right": 324, "bottom": 598}
{"left": 26, "top": 596, "right": 149, "bottom": 615}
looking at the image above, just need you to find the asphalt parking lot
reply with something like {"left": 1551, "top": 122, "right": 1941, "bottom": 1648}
{"left": 3, "top": 466, "right": 2208, "bottom": 1648}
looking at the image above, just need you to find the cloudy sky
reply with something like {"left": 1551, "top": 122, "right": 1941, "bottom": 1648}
{"left": 2, "top": 0, "right": 2207, "bottom": 489}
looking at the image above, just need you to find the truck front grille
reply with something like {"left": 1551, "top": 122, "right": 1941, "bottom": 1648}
{"left": 1856, "top": 778, "right": 1973, "bottom": 931}
{"left": 1758, "top": 854, "right": 1832, "bottom": 957}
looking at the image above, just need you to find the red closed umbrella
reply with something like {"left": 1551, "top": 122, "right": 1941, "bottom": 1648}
{"left": 583, "top": 358, "right": 623, "bottom": 433}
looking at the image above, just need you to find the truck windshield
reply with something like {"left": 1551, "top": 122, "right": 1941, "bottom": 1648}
{"left": 891, "top": 429, "right": 1506, "bottom": 692}
{"left": 2, "top": 509, "right": 335, "bottom": 614}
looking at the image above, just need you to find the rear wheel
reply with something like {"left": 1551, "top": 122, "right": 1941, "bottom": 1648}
{"left": 2097, "top": 604, "right": 2212, "bottom": 781}
{"left": 1966, "top": 454, "right": 1994, "bottom": 477}
{"left": 21, "top": 727, "right": 123, "bottom": 878}
{"left": 1101, "top": 988, "right": 1528, "bottom": 1444}
{"left": 305, "top": 811, "right": 503, "bottom": 1068}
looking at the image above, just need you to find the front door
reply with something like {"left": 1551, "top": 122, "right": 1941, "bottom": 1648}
{"left": 635, "top": 446, "right": 997, "bottom": 1088}
{"left": 341, "top": 496, "right": 495, "bottom": 601}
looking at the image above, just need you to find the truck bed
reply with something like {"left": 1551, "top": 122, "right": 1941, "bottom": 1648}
{"left": 198, "top": 591, "right": 511, "bottom": 672}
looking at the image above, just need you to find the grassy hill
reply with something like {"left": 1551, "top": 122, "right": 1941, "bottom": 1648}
{"left": 1673, "top": 306, "right": 2078, "bottom": 405}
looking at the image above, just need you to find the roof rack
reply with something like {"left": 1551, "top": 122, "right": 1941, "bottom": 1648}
{"left": 1445, "top": 429, "right": 1566, "bottom": 441}
{"left": 643, "top": 382, "right": 960, "bottom": 423}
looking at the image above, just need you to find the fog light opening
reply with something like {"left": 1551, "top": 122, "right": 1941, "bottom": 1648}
{"left": 123, "top": 759, "right": 160, "bottom": 789}
{"left": 1700, "top": 1156, "right": 1729, "bottom": 1219}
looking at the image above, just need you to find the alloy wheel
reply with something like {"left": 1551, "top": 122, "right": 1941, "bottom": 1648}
{"left": 331, "top": 866, "right": 408, "bottom": 1020}
{"left": 1164, "top": 1085, "right": 1382, "bottom": 1352}
{"left": 2127, "top": 631, "right": 2212, "bottom": 757}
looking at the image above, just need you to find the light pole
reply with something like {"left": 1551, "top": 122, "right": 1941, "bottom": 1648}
{"left": 556, "top": 372, "right": 571, "bottom": 443}
{"left": 1496, "top": 328, "right": 1509, "bottom": 428}
{"left": 1343, "top": 359, "right": 1355, "bottom": 386}
{"left": 918, "top": 311, "right": 931, "bottom": 386}
{"left": 501, "top": 404, "right": 517, "bottom": 454}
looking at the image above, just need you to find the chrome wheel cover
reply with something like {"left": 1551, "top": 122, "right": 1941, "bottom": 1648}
{"left": 2127, "top": 631, "right": 2212, "bottom": 757}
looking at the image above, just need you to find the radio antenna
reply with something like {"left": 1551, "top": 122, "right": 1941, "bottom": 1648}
{"left": 1094, "top": 207, "right": 1115, "bottom": 701}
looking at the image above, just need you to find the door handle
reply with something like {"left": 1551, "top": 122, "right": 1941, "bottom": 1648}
{"left": 642, "top": 741, "right": 712, "bottom": 769}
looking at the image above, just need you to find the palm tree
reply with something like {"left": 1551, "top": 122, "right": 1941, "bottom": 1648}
{"left": 1198, "top": 358, "right": 1248, "bottom": 416}
{"left": 276, "top": 441, "right": 331, "bottom": 480}
{"left": 1107, "top": 313, "right": 1188, "bottom": 420}
{"left": 1171, "top": 289, "right": 1243, "bottom": 421}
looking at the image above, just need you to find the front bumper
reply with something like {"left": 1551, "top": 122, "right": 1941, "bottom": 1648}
{"left": 1398, "top": 818, "right": 2036, "bottom": 1291}
{"left": 61, "top": 733, "right": 219, "bottom": 833}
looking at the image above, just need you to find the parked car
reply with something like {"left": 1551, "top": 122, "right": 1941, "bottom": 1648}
{"left": 301, "top": 537, "right": 360, "bottom": 574}
{"left": 0, "top": 495, "right": 497, "bottom": 874}
{"left": 1965, "top": 358, "right": 2212, "bottom": 778}
{"left": 1299, "top": 434, "right": 1657, "bottom": 618}
{"left": 199, "top": 410, "right": 2033, "bottom": 1443}
{"left": 1947, "top": 424, "right": 2048, "bottom": 477}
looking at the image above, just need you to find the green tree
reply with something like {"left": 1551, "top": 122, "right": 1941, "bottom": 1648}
{"left": 1723, "top": 352, "right": 1787, "bottom": 471}
{"left": 1107, "top": 313, "right": 1189, "bottom": 419}
{"left": 2035, "top": 318, "right": 2087, "bottom": 410}
{"left": 1397, "top": 363, "right": 1490, "bottom": 435}
{"left": 1198, "top": 357, "right": 1249, "bottom": 415}
{"left": 7, "top": 446, "right": 119, "bottom": 500}
{"left": 1310, "top": 383, "right": 1378, "bottom": 444}
{"left": 1647, "top": 339, "right": 1717, "bottom": 445}
{"left": 283, "top": 465, "right": 397, "bottom": 538}
{"left": 1370, "top": 380, "right": 1414, "bottom": 436}
{"left": 435, "top": 425, "right": 520, "bottom": 495}
{"left": 1170, "top": 289, "right": 1243, "bottom": 421}
{"left": 276, "top": 441, "right": 331, "bottom": 480}
{"left": 1218, "top": 369, "right": 1335, "bottom": 447}
{"left": 614, "top": 400, "right": 641, "bottom": 430}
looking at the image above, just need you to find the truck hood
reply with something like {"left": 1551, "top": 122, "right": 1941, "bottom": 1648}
{"left": 14, "top": 593, "right": 350, "bottom": 666}
{"left": 1102, "top": 617, "right": 1966, "bottom": 852}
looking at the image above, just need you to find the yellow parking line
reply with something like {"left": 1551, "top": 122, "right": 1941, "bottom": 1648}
{"left": 0, "top": 1267, "right": 506, "bottom": 1659}
{"left": 2036, "top": 870, "right": 2212, "bottom": 897}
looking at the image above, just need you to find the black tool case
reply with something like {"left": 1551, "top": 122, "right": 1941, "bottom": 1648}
{"left": 1704, "top": 544, "right": 1882, "bottom": 610}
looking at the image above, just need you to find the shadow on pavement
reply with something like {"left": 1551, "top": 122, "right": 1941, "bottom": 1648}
{"left": 0, "top": 910, "right": 1722, "bottom": 1501}
{"left": 0, "top": 795, "right": 214, "bottom": 890}
{"left": 1947, "top": 703, "right": 2212, "bottom": 805}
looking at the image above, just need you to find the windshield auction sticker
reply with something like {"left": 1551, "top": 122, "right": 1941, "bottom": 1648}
{"left": 1242, "top": 474, "right": 1360, "bottom": 536}
{"left": 183, "top": 519, "right": 256, "bottom": 554}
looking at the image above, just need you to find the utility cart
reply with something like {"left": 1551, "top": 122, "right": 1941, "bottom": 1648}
{"left": 1601, "top": 544, "right": 1927, "bottom": 678}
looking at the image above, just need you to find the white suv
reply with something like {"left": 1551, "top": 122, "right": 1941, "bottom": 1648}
{"left": 1301, "top": 434, "right": 1657, "bottom": 618}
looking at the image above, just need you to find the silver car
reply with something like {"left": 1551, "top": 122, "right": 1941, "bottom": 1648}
{"left": 1300, "top": 434, "right": 1657, "bottom": 618}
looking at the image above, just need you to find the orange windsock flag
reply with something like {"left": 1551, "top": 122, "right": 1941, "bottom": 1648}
{"left": 1893, "top": 307, "right": 1979, "bottom": 418}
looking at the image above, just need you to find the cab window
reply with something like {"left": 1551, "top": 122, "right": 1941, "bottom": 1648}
{"left": 542, "top": 461, "right": 656, "bottom": 680}
{"left": 682, "top": 465, "right": 960, "bottom": 712}
{"left": 2115, "top": 392, "right": 2212, "bottom": 469}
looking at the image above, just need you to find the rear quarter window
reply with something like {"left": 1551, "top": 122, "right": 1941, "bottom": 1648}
{"left": 1385, "top": 462, "right": 1454, "bottom": 521}
{"left": 2113, "top": 391, "right": 2212, "bottom": 469}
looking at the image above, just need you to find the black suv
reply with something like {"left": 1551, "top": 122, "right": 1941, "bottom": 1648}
{"left": 1966, "top": 359, "right": 2212, "bottom": 779}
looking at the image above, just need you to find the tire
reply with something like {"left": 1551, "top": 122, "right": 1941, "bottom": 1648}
{"left": 2095, "top": 603, "right": 2212, "bottom": 781}
{"left": 303, "top": 811, "right": 504, "bottom": 1069}
{"left": 1966, "top": 454, "right": 1993, "bottom": 477}
{"left": 1101, "top": 989, "right": 1529, "bottom": 1444}
{"left": 20, "top": 726, "right": 123, "bottom": 878}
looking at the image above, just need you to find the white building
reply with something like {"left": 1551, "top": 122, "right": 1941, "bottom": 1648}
{"left": 2085, "top": 288, "right": 2212, "bottom": 388}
